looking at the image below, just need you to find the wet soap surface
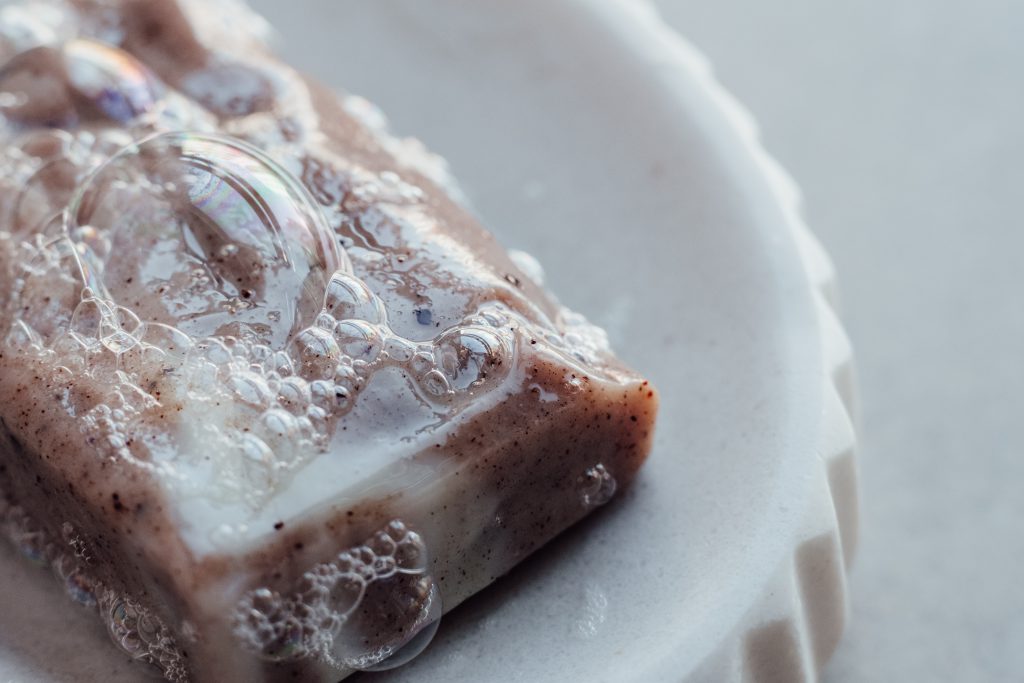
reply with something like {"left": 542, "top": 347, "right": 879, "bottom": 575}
{"left": 0, "top": 0, "right": 656, "bottom": 680}
{"left": 0, "top": 0, "right": 620, "bottom": 548}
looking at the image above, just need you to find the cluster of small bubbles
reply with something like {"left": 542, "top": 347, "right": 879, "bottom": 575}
{"left": 341, "top": 95, "right": 466, "bottom": 205}
{"left": 0, "top": 498, "right": 186, "bottom": 680}
{"left": 70, "top": 294, "right": 144, "bottom": 355}
{"left": 577, "top": 463, "right": 618, "bottom": 508}
{"left": 556, "top": 309, "right": 614, "bottom": 368}
{"left": 80, "top": 394, "right": 148, "bottom": 465}
{"left": 341, "top": 167, "right": 426, "bottom": 215}
{"left": 2, "top": 123, "right": 547, "bottom": 514}
{"left": 6, "top": 258, "right": 530, "bottom": 512}
{"left": 288, "top": 271, "right": 516, "bottom": 412}
{"left": 234, "top": 519, "right": 439, "bottom": 671}
{"left": 172, "top": 334, "right": 335, "bottom": 504}
{"left": 99, "top": 590, "right": 188, "bottom": 682}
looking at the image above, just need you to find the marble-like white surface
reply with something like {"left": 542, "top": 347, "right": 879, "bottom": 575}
{"left": 649, "top": 0, "right": 1024, "bottom": 681}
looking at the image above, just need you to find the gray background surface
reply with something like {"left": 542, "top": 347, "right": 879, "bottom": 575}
{"left": 646, "top": 1, "right": 1023, "bottom": 681}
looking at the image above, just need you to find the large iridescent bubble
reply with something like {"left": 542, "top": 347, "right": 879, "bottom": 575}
{"left": 64, "top": 132, "right": 348, "bottom": 347}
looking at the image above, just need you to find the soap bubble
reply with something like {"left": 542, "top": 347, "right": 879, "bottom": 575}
{"left": 11, "top": 157, "right": 79, "bottom": 236}
{"left": 328, "top": 573, "right": 366, "bottom": 620}
{"left": 53, "top": 556, "right": 98, "bottom": 608}
{"left": 347, "top": 578, "right": 443, "bottom": 672}
{"left": 434, "top": 326, "right": 511, "bottom": 391}
{"left": 0, "top": 46, "right": 77, "bottom": 127}
{"left": 322, "top": 272, "right": 383, "bottom": 323}
{"left": 332, "top": 319, "right": 382, "bottom": 362}
{"left": 288, "top": 326, "right": 341, "bottom": 379}
{"left": 0, "top": 39, "right": 159, "bottom": 127}
{"left": 578, "top": 463, "right": 617, "bottom": 508}
{"left": 227, "top": 370, "right": 274, "bottom": 409}
{"left": 418, "top": 369, "right": 451, "bottom": 398}
{"left": 105, "top": 597, "right": 158, "bottom": 656}
{"left": 62, "top": 39, "right": 160, "bottom": 123}
{"left": 117, "top": 321, "right": 194, "bottom": 376}
{"left": 276, "top": 375, "right": 312, "bottom": 414}
{"left": 64, "top": 132, "right": 348, "bottom": 346}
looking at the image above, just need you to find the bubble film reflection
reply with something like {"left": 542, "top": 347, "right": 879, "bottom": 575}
{"left": 62, "top": 39, "right": 160, "bottom": 123}
{"left": 65, "top": 132, "right": 346, "bottom": 345}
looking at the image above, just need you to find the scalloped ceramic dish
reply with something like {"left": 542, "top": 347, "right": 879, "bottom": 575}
{"left": 0, "top": 0, "right": 857, "bottom": 681}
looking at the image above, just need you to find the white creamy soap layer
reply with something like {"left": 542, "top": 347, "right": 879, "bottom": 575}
{"left": 171, "top": 364, "right": 518, "bottom": 557}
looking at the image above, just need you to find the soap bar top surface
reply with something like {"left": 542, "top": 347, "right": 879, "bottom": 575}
{"left": 0, "top": 0, "right": 639, "bottom": 554}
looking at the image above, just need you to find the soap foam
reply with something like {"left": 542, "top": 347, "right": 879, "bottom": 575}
{"left": 233, "top": 519, "right": 441, "bottom": 672}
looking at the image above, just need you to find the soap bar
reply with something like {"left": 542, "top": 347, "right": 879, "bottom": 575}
{"left": 0, "top": 1, "right": 658, "bottom": 680}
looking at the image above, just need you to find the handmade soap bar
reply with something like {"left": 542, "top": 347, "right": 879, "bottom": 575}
{"left": 0, "top": 1, "right": 658, "bottom": 680}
